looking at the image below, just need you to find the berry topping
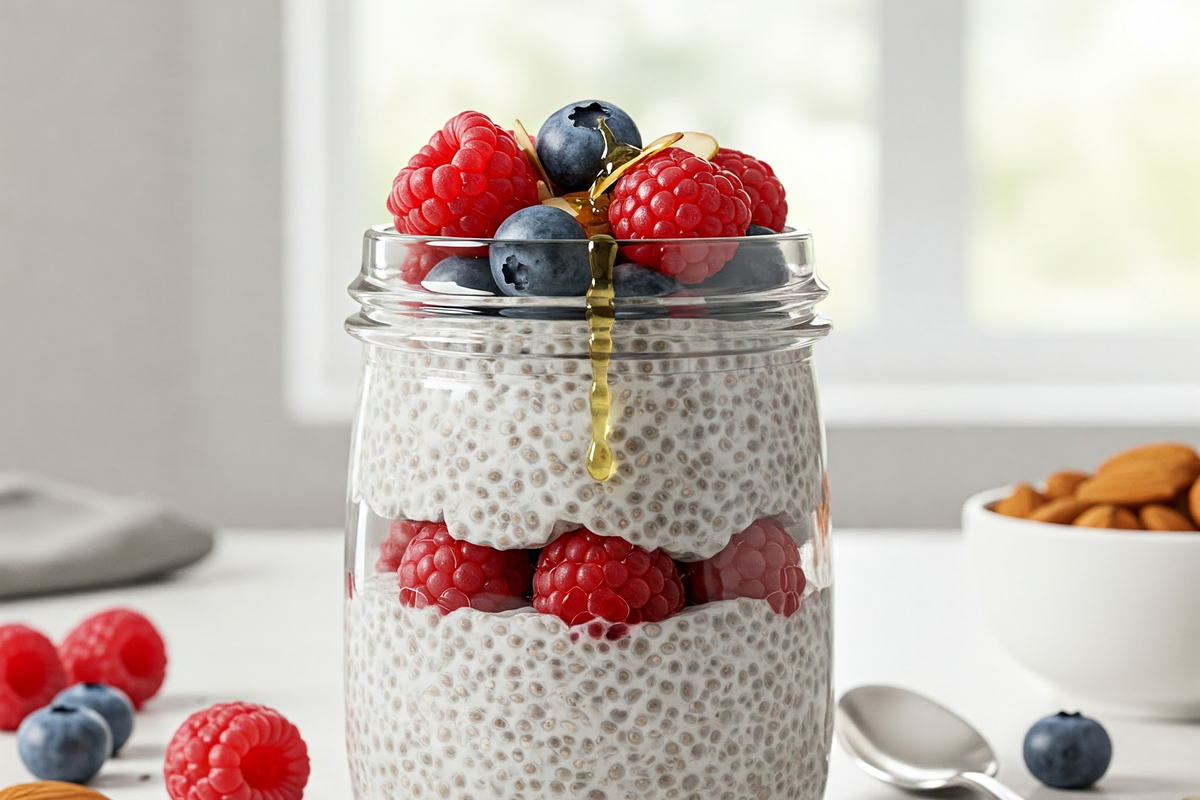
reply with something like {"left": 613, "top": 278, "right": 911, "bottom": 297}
{"left": 387, "top": 111, "right": 539, "bottom": 239}
{"left": 536, "top": 100, "right": 642, "bottom": 194}
{"left": 422, "top": 255, "right": 499, "bottom": 296}
{"left": 489, "top": 205, "right": 590, "bottom": 296}
{"left": 55, "top": 682, "right": 135, "bottom": 755}
{"left": 59, "top": 609, "right": 167, "bottom": 710}
{"left": 682, "top": 518, "right": 806, "bottom": 617}
{"left": 1024, "top": 711, "right": 1112, "bottom": 790}
{"left": 165, "top": 701, "right": 310, "bottom": 800}
{"left": 399, "top": 527, "right": 533, "bottom": 613}
{"left": 609, "top": 147, "right": 752, "bottom": 283}
{"left": 711, "top": 148, "right": 788, "bottom": 232}
{"left": 17, "top": 703, "right": 112, "bottom": 785}
{"left": 696, "top": 231, "right": 790, "bottom": 292}
{"left": 613, "top": 262, "right": 682, "bottom": 297}
{"left": 0, "top": 624, "right": 68, "bottom": 731}
{"left": 376, "top": 519, "right": 441, "bottom": 573}
{"left": 533, "top": 529, "right": 685, "bottom": 626}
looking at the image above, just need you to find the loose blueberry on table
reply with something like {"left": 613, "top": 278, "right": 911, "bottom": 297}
{"left": 53, "top": 682, "right": 135, "bottom": 756}
{"left": 17, "top": 704, "right": 112, "bottom": 785}
{"left": 1024, "top": 711, "right": 1113, "bottom": 789}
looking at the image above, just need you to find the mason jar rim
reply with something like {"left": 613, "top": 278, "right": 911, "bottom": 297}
{"left": 364, "top": 223, "right": 814, "bottom": 247}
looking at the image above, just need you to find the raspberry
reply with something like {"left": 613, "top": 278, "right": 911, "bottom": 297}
{"left": 608, "top": 147, "right": 752, "bottom": 283}
{"left": 682, "top": 518, "right": 806, "bottom": 617}
{"left": 59, "top": 608, "right": 167, "bottom": 709}
{"left": 387, "top": 110, "right": 540, "bottom": 240}
{"left": 399, "top": 527, "right": 533, "bottom": 613}
{"left": 711, "top": 148, "right": 788, "bottom": 232}
{"left": 0, "top": 624, "right": 67, "bottom": 731}
{"left": 533, "top": 529, "right": 685, "bottom": 627}
{"left": 376, "top": 519, "right": 441, "bottom": 573}
{"left": 164, "top": 701, "right": 310, "bottom": 800}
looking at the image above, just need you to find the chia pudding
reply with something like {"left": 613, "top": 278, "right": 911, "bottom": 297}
{"left": 345, "top": 101, "right": 833, "bottom": 799}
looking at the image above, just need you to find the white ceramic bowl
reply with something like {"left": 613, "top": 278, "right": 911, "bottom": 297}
{"left": 964, "top": 487, "right": 1200, "bottom": 720}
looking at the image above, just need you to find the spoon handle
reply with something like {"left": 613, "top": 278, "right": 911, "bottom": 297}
{"left": 957, "top": 771, "right": 1027, "bottom": 800}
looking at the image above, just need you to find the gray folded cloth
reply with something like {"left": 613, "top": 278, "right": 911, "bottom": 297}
{"left": 0, "top": 473, "right": 214, "bottom": 599}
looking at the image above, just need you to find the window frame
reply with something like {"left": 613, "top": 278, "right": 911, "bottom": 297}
{"left": 282, "top": 0, "right": 1200, "bottom": 427}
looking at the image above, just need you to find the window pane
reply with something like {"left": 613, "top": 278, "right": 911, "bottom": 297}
{"left": 969, "top": 0, "right": 1200, "bottom": 331}
{"left": 355, "top": 0, "right": 877, "bottom": 326}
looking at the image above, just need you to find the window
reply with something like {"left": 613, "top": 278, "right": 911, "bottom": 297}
{"left": 284, "top": 0, "right": 1200, "bottom": 425}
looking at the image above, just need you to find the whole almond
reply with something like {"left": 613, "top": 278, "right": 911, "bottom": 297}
{"left": 1190, "top": 476, "right": 1200, "bottom": 528}
{"left": 1074, "top": 504, "right": 1141, "bottom": 530}
{"left": 1042, "top": 470, "right": 1090, "bottom": 500}
{"left": 1075, "top": 464, "right": 1195, "bottom": 506}
{"left": 1029, "top": 498, "right": 1093, "bottom": 525}
{"left": 0, "top": 783, "right": 110, "bottom": 800}
{"left": 993, "top": 483, "right": 1045, "bottom": 519}
{"left": 1098, "top": 442, "right": 1200, "bottom": 478}
{"left": 1139, "top": 504, "right": 1197, "bottom": 532}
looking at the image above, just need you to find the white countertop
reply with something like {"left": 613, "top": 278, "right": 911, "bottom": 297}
{"left": 1, "top": 529, "right": 1197, "bottom": 798}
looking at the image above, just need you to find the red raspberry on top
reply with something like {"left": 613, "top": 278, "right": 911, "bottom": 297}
{"left": 165, "top": 701, "right": 310, "bottom": 800}
{"left": 683, "top": 518, "right": 806, "bottom": 617}
{"left": 533, "top": 529, "right": 685, "bottom": 627}
{"left": 59, "top": 608, "right": 167, "bottom": 709}
{"left": 608, "top": 147, "right": 752, "bottom": 284}
{"left": 377, "top": 519, "right": 441, "bottom": 573}
{"left": 387, "top": 111, "right": 540, "bottom": 241}
{"left": 399, "top": 527, "right": 533, "bottom": 613}
{"left": 711, "top": 147, "right": 788, "bottom": 232}
{"left": 0, "top": 624, "right": 67, "bottom": 731}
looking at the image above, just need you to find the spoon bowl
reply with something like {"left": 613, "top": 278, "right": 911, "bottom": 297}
{"left": 836, "top": 685, "right": 1025, "bottom": 800}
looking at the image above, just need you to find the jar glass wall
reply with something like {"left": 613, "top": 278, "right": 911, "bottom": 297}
{"left": 344, "top": 227, "right": 833, "bottom": 800}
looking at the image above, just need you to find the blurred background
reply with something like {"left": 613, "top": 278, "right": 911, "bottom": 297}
{"left": 2, "top": 0, "right": 1198, "bottom": 530}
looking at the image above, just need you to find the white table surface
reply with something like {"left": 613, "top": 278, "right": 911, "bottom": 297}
{"left": 2, "top": 529, "right": 1198, "bottom": 798}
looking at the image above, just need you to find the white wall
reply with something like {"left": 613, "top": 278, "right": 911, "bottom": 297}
{"left": 1, "top": 1, "right": 1196, "bottom": 530}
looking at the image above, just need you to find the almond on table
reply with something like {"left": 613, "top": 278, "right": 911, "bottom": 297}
{"left": 1042, "top": 469, "right": 1090, "bottom": 500}
{"left": 994, "top": 483, "right": 1045, "bottom": 518}
{"left": 1074, "top": 505, "right": 1141, "bottom": 530}
{"left": 1139, "top": 504, "right": 1198, "bottom": 532}
{"left": 1190, "top": 476, "right": 1200, "bottom": 528}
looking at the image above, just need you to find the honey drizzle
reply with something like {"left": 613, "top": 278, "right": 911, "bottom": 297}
{"left": 585, "top": 234, "right": 618, "bottom": 481}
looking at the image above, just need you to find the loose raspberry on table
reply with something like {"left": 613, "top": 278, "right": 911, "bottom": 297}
{"left": 533, "top": 529, "right": 685, "bottom": 627}
{"left": 387, "top": 110, "right": 540, "bottom": 240}
{"left": 59, "top": 608, "right": 167, "bottom": 709}
{"left": 711, "top": 147, "right": 788, "bottom": 232}
{"left": 683, "top": 518, "right": 806, "bottom": 617}
{"left": 608, "top": 147, "right": 752, "bottom": 284}
{"left": 0, "top": 624, "right": 67, "bottom": 731}
{"left": 376, "top": 519, "right": 441, "bottom": 573}
{"left": 164, "top": 701, "right": 310, "bottom": 800}
{"left": 399, "top": 527, "right": 533, "bottom": 613}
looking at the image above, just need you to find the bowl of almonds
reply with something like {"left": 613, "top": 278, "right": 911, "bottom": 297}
{"left": 963, "top": 442, "right": 1200, "bottom": 719}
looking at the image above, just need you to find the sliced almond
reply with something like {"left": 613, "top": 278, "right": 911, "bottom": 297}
{"left": 1042, "top": 469, "right": 1090, "bottom": 500}
{"left": 1139, "top": 504, "right": 1198, "bottom": 532}
{"left": 992, "top": 483, "right": 1045, "bottom": 519}
{"left": 673, "top": 131, "right": 720, "bottom": 160}
{"left": 1098, "top": 442, "right": 1200, "bottom": 477}
{"left": 1028, "top": 498, "right": 1093, "bottom": 525}
{"left": 1075, "top": 463, "right": 1196, "bottom": 506}
{"left": 513, "top": 119, "right": 555, "bottom": 192}
{"left": 589, "top": 131, "right": 684, "bottom": 198}
{"left": 1074, "top": 504, "right": 1141, "bottom": 530}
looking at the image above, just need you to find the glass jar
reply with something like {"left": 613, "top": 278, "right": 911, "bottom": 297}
{"left": 344, "top": 227, "right": 833, "bottom": 800}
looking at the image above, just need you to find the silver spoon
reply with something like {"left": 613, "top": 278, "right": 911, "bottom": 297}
{"left": 836, "top": 685, "right": 1026, "bottom": 800}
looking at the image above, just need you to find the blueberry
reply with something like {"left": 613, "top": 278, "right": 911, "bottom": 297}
{"left": 613, "top": 263, "right": 681, "bottom": 297}
{"left": 1023, "top": 711, "right": 1112, "bottom": 789}
{"left": 17, "top": 703, "right": 112, "bottom": 784}
{"left": 490, "top": 206, "right": 590, "bottom": 297}
{"left": 696, "top": 238, "right": 790, "bottom": 292}
{"left": 422, "top": 256, "right": 499, "bottom": 296}
{"left": 54, "top": 683, "right": 134, "bottom": 755}
{"left": 746, "top": 224, "right": 777, "bottom": 236}
{"left": 536, "top": 100, "right": 642, "bottom": 193}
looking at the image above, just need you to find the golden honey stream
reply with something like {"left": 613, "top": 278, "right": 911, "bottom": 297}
{"left": 584, "top": 234, "right": 618, "bottom": 481}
